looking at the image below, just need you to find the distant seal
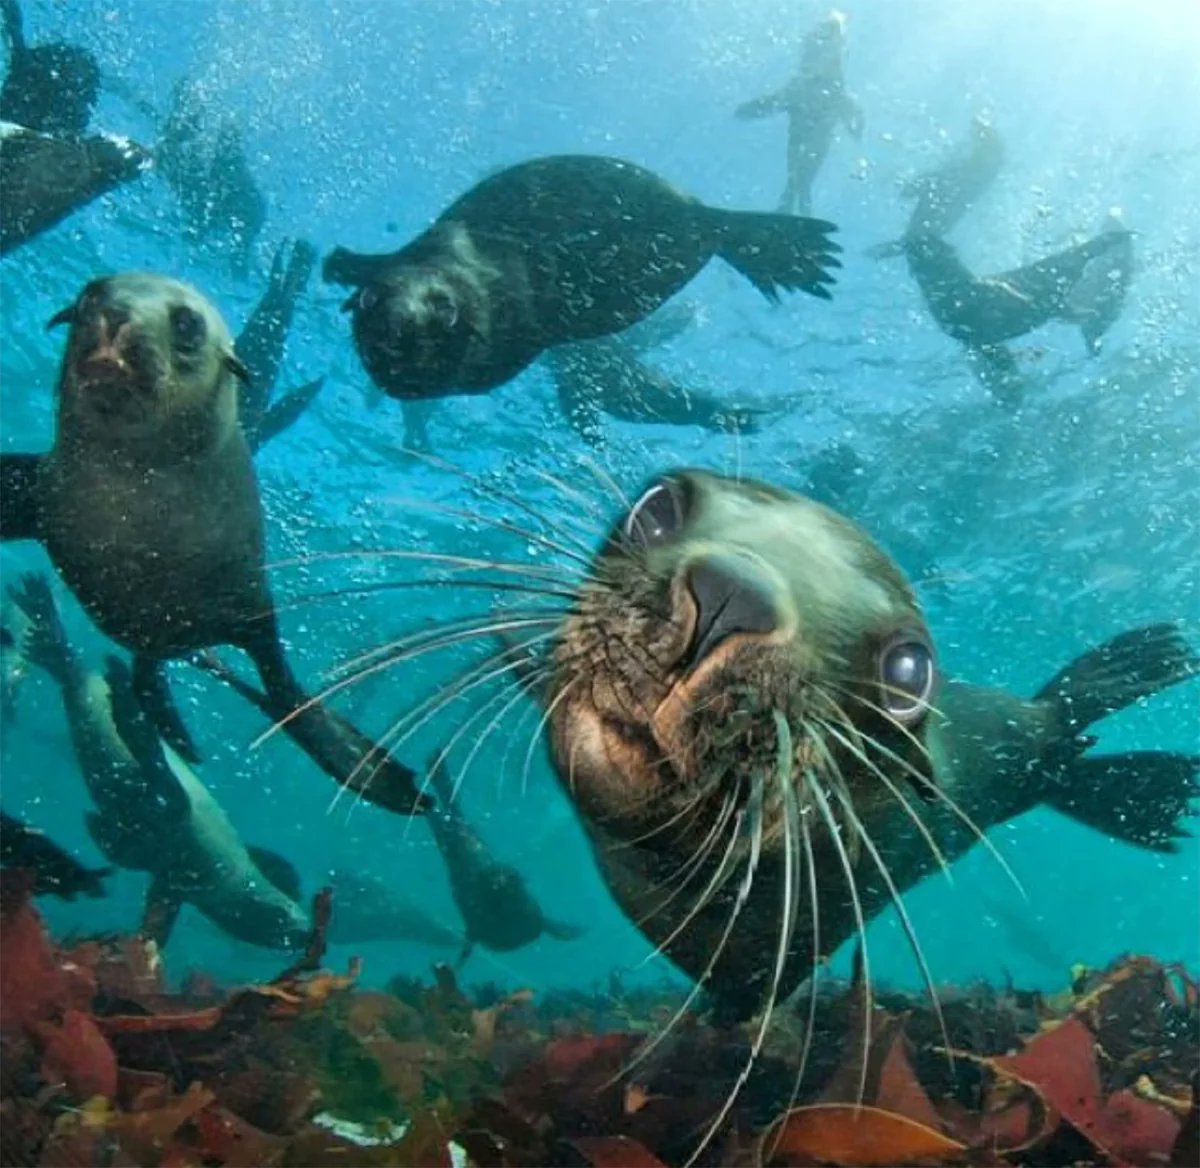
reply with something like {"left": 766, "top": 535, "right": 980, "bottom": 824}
{"left": 902, "top": 217, "right": 1135, "bottom": 407}
{"left": 0, "top": 811, "right": 110, "bottom": 900}
{"left": 0, "top": 121, "right": 149, "bottom": 256}
{"left": 546, "top": 303, "right": 768, "bottom": 446}
{"left": 0, "top": 274, "right": 426, "bottom": 815}
{"left": 425, "top": 753, "right": 585, "bottom": 967}
{"left": 868, "top": 114, "right": 1006, "bottom": 258}
{"left": 735, "top": 9, "right": 863, "bottom": 215}
{"left": 324, "top": 154, "right": 840, "bottom": 402}
{"left": 538, "top": 470, "right": 1198, "bottom": 1020}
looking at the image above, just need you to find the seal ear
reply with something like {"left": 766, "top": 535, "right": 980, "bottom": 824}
{"left": 45, "top": 304, "right": 77, "bottom": 331}
{"left": 224, "top": 354, "right": 251, "bottom": 385}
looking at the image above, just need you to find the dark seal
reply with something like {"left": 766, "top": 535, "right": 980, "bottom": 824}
{"left": 324, "top": 154, "right": 839, "bottom": 402}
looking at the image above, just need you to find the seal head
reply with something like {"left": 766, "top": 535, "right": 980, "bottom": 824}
{"left": 47, "top": 273, "right": 248, "bottom": 455}
{"left": 548, "top": 470, "right": 936, "bottom": 846}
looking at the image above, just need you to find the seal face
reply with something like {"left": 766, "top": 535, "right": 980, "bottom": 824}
{"left": 541, "top": 470, "right": 1198, "bottom": 1020}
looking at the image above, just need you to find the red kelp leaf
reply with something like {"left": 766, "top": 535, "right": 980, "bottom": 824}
{"left": 473, "top": 988, "right": 535, "bottom": 1056}
{"left": 65, "top": 935, "right": 164, "bottom": 1007}
{"left": 189, "top": 1101, "right": 286, "bottom": 1164}
{"left": 565, "top": 1135, "right": 670, "bottom": 1166}
{"left": 392, "top": 1105, "right": 455, "bottom": 1168}
{"left": 1100, "top": 1089, "right": 1182, "bottom": 1165}
{"left": 760, "top": 1103, "right": 968, "bottom": 1167}
{"left": 96, "top": 1005, "right": 224, "bottom": 1034}
{"left": 117, "top": 1067, "right": 171, "bottom": 1112}
{"left": 0, "top": 872, "right": 67, "bottom": 1031}
{"left": 36, "top": 1009, "right": 118, "bottom": 1101}
{"left": 541, "top": 1032, "right": 640, "bottom": 1079}
{"left": 1172, "top": 1074, "right": 1200, "bottom": 1167}
{"left": 104, "top": 1082, "right": 216, "bottom": 1162}
{"left": 994, "top": 1016, "right": 1097, "bottom": 1129}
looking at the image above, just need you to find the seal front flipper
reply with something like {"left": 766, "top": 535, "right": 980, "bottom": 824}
{"left": 131, "top": 654, "right": 202, "bottom": 765}
{"left": 322, "top": 246, "right": 404, "bottom": 288}
{"left": 105, "top": 656, "right": 192, "bottom": 820}
{"left": 0, "top": 453, "right": 43, "bottom": 541}
{"left": 246, "top": 845, "right": 304, "bottom": 903}
{"left": 965, "top": 344, "right": 1025, "bottom": 411}
{"left": 141, "top": 873, "right": 183, "bottom": 947}
{"left": 541, "top": 916, "right": 586, "bottom": 942}
{"left": 252, "top": 376, "right": 326, "bottom": 452}
{"left": 701, "top": 207, "right": 841, "bottom": 301}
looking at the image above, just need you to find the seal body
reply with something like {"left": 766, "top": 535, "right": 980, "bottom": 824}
{"left": 0, "top": 273, "right": 425, "bottom": 815}
{"left": 324, "top": 154, "right": 839, "bottom": 401}
{"left": 0, "top": 122, "right": 148, "bottom": 256}
{"left": 735, "top": 10, "right": 863, "bottom": 215}
{"left": 543, "top": 471, "right": 1198, "bottom": 1019}
{"left": 900, "top": 117, "right": 1006, "bottom": 240}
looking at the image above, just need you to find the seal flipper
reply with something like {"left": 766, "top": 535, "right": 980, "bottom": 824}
{"left": 141, "top": 873, "right": 183, "bottom": 947}
{"left": 702, "top": 207, "right": 840, "bottom": 302}
{"left": 964, "top": 344, "right": 1025, "bottom": 411}
{"left": 105, "top": 656, "right": 192, "bottom": 820}
{"left": 322, "top": 246, "right": 404, "bottom": 288}
{"left": 455, "top": 938, "right": 476, "bottom": 969}
{"left": 246, "top": 845, "right": 304, "bottom": 903}
{"left": 1046, "top": 753, "right": 1199, "bottom": 853}
{"left": 252, "top": 376, "right": 326, "bottom": 452}
{"left": 0, "top": 453, "right": 43, "bottom": 541}
{"left": 553, "top": 360, "right": 605, "bottom": 448}
{"left": 131, "top": 654, "right": 202, "bottom": 765}
{"left": 1, "top": 810, "right": 111, "bottom": 899}
{"left": 541, "top": 916, "right": 586, "bottom": 942}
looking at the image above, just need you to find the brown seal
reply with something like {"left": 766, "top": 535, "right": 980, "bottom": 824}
{"left": 0, "top": 273, "right": 425, "bottom": 815}
{"left": 540, "top": 470, "right": 1198, "bottom": 1022}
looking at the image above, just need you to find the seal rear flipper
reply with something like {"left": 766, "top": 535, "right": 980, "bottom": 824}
{"left": 322, "top": 245, "right": 402, "bottom": 287}
{"left": 6, "top": 571, "right": 75, "bottom": 682}
{"left": 704, "top": 207, "right": 841, "bottom": 302}
{"left": 1033, "top": 623, "right": 1199, "bottom": 735}
{"left": 105, "top": 656, "right": 192, "bottom": 820}
{"left": 1046, "top": 752, "right": 1199, "bottom": 852}
{"left": 251, "top": 376, "right": 326, "bottom": 452}
{"left": 246, "top": 845, "right": 304, "bottom": 903}
{"left": 553, "top": 365, "right": 605, "bottom": 448}
{"left": 965, "top": 344, "right": 1025, "bottom": 411}
{"left": 541, "top": 916, "right": 587, "bottom": 942}
{"left": 865, "top": 239, "right": 904, "bottom": 261}
{"left": 0, "top": 453, "right": 43, "bottom": 541}
{"left": 141, "top": 874, "right": 183, "bottom": 947}
{"left": 131, "top": 654, "right": 202, "bottom": 765}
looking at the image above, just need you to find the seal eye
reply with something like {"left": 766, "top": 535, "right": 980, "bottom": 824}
{"left": 879, "top": 637, "right": 935, "bottom": 721}
{"left": 169, "top": 305, "right": 207, "bottom": 351}
{"left": 624, "top": 479, "right": 685, "bottom": 550}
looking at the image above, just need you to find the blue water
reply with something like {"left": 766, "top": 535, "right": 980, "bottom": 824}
{"left": 1, "top": 0, "right": 1198, "bottom": 1001}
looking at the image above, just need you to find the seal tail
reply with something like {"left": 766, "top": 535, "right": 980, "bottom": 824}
{"left": 701, "top": 207, "right": 841, "bottom": 302}
{"left": 1034, "top": 624, "right": 1200, "bottom": 851}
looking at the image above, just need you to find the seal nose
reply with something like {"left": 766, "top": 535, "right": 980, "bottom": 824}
{"left": 684, "top": 557, "right": 779, "bottom": 669}
{"left": 78, "top": 306, "right": 133, "bottom": 375}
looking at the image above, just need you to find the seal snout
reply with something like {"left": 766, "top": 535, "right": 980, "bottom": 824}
{"left": 683, "top": 556, "right": 780, "bottom": 670}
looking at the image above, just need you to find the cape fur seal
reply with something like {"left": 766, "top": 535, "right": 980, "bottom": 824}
{"left": 735, "top": 9, "right": 863, "bottom": 215}
{"left": 0, "top": 274, "right": 426, "bottom": 815}
{"left": 538, "top": 470, "right": 1198, "bottom": 1022}
{"left": 902, "top": 218, "right": 1135, "bottom": 407}
{"left": 0, "top": 121, "right": 149, "bottom": 256}
{"left": 324, "top": 154, "right": 840, "bottom": 402}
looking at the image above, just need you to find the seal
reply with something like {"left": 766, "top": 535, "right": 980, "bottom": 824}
{"left": 538, "top": 470, "right": 1198, "bottom": 1023}
{"left": 868, "top": 114, "right": 1006, "bottom": 258}
{"left": 0, "top": 274, "right": 426, "bottom": 815}
{"left": 5, "top": 572, "right": 313, "bottom": 948}
{"left": 0, "top": 810, "right": 110, "bottom": 900}
{"left": 0, "top": 121, "right": 149, "bottom": 256}
{"left": 425, "top": 752, "right": 585, "bottom": 967}
{"left": 735, "top": 9, "right": 863, "bottom": 215}
{"left": 323, "top": 154, "right": 840, "bottom": 401}
{"left": 901, "top": 217, "right": 1135, "bottom": 407}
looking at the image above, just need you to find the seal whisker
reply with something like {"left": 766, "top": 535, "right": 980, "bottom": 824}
{"left": 825, "top": 686, "right": 1026, "bottom": 898}
{"left": 686, "top": 710, "right": 805, "bottom": 1167}
{"left": 332, "top": 630, "right": 562, "bottom": 813}
{"left": 615, "top": 778, "right": 763, "bottom": 1093}
{"left": 265, "top": 548, "right": 582, "bottom": 586}
{"left": 801, "top": 755, "right": 874, "bottom": 1107}
{"left": 818, "top": 716, "right": 952, "bottom": 882}
{"left": 517, "top": 674, "right": 579, "bottom": 799}
{"left": 824, "top": 762, "right": 954, "bottom": 1076}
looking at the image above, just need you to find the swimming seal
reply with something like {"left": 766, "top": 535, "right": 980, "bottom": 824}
{"left": 0, "top": 121, "right": 149, "bottom": 256}
{"left": 324, "top": 154, "right": 840, "bottom": 402}
{"left": 735, "top": 9, "right": 863, "bottom": 215}
{"left": 0, "top": 274, "right": 426, "bottom": 815}
{"left": 540, "top": 470, "right": 1198, "bottom": 1021}
{"left": 425, "top": 752, "right": 585, "bottom": 967}
{"left": 902, "top": 218, "right": 1135, "bottom": 407}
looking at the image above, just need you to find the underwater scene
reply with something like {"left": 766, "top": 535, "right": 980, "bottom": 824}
{"left": 1, "top": 0, "right": 1198, "bottom": 1164}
